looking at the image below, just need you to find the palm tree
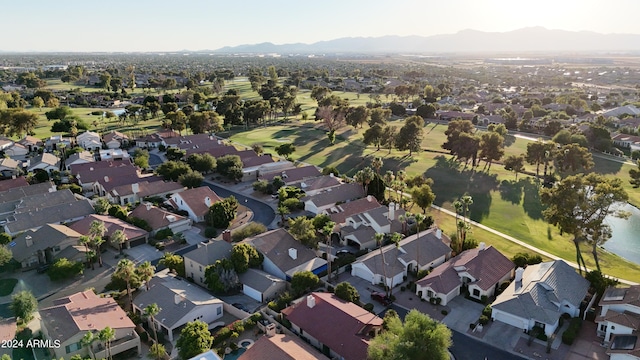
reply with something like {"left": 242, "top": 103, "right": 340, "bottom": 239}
{"left": 371, "top": 156, "right": 383, "bottom": 179}
{"left": 79, "top": 235, "right": 93, "bottom": 268}
{"left": 321, "top": 222, "right": 336, "bottom": 283}
{"left": 414, "top": 213, "right": 425, "bottom": 274}
{"left": 374, "top": 233, "right": 391, "bottom": 297}
{"left": 98, "top": 326, "right": 115, "bottom": 360}
{"left": 136, "top": 261, "right": 155, "bottom": 291}
{"left": 143, "top": 303, "right": 162, "bottom": 344}
{"left": 89, "top": 221, "right": 107, "bottom": 267}
{"left": 115, "top": 259, "right": 137, "bottom": 311}
{"left": 277, "top": 206, "right": 290, "bottom": 227}
{"left": 354, "top": 167, "right": 375, "bottom": 195}
{"left": 110, "top": 229, "right": 128, "bottom": 254}
{"left": 383, "top": 170, "right": 395, "bottom": 201}
{"left": 461, "top": 194, "right": 473, "bottom": 242}
{"left": 91, "top": 236, "right": 105, "bottom": 268}
{"left": 81, "top": 331, "right": 96, "bottom": 359}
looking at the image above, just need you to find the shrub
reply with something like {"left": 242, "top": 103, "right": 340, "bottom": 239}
{"left": 441, "top": 310, "right": 448, "bottom": 316}
{"left": 435, "top": 297, "right": 442, "bottom": 305}
{"left": 469, "top": 323, "right": 476, "bottom": 330}
{"left": 537, "top": 332, "right": 548, "bottom": 341}
{"left": 231, "top": 222, "right": 267, "bottom": 242}
{"left": 363, "top": 303, "right": 374, "bottom": 312}
{"left": 48, "top": 258, "right": 83, "bottom": 281}
{"left": 481, "top": 295, "right": 488, "bottom": 304}
{"left": 479, "top": 315, "right": 489, "bottom": 325}
{"left": 482, "top": 305, "right": 492, "bottom": 317}
{"left": 155, "top": 228, "right": 174, "bottom": 240}
{"left": 400, "top": 286, "right": 406, "bottom": 292}
{"left": 250, "top": 313, "right": 263, "bottom": 322}
{"left": 562, "top": 318, "right": 582, "bottom": 345}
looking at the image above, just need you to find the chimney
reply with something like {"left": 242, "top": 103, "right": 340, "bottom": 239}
{"left": 103, "top": 176, "right": 109, "bottom": 183}
{"left": 288, "top": 248, "right": 297, "bottom": 260}
{"left": 478, "top": 242, "right": 486, "bottom": 250}
{"left": 131, "top": 183, "right": 139, "bottom": 194}
{"left": 306, "top": 294, "right": 316, "bottom": 308}
{"left": 90, "top": 167, "right": 94, "bottom": 171}
{"left": 145, "top": 202, "right": 152, "bottom": 211}
{"left": 265, "top": 322, "right": 276, "bottom": 337}
{"left": 204, "top": 196, "right": 211, "bottom": 207}
{"left": 222, "top": 230, "right": 231, "bottom": 242}
{"left": 329, "top": 172, "right": 334, "bottom": 178}
{"left": 174, "top": 294, "right": 183, "bottom": 305}
{"left": 388, "top": 202, "right": 395, "bottom": 220}
{"left": 435, "top": 228, "right": 442, "bottom": 240}
{"left": 25, "top": 235, "right": 33, "bottom": 247}
{"left": 367, "top": 195, "right": 372, "bottom": 202}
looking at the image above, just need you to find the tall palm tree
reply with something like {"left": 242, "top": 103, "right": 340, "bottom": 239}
{"left": 143, "top": 303, "right": 162, "bottom": 344}
{"left": 81, "top": 331, "right": 95, "bottom": 359}
{"left": 136, "top": 261, "right": 155, "bottom": 291}
{"left": 374, "top": 233, "right": 390, "bottom": 297}
{"left": 461, "top": 194, "right": 473, "bottom": 242}
{"left": 321, "top": 221, "right": 336, "bottom": 283}
{"left": 98, "top": 326, "right": 115, "bottom": 360}
{"left": 89, "top": 221, "right": 107, "bottom": 267}
{"left": 115, "top": 259, "right": 137, "bottom": 311}
{"left": 414, "top": 213, "right": 425, "bottom": 274}
{"left": 354, "top": 167, "right": 375, "bottom": 195}
{"left": 110, "top": 229, "right": 128, "bottom": 254}
{"left": 371, "top": 156, "right": 383, "bottom": 179}
{"left": 78, "top": 235, "right": 93, "bottom": 268}
{"left": 383, "top": 170, "right": 395, "bottom": 202}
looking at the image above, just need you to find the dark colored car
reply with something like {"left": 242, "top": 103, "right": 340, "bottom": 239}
{"left": 232, "top": 303, "right": 248, "bottom": 312}
{"left": 371, "top": 291, "right": 392, "bottom": 306}
{"left": 36, "top": 264, "right": 50, "bottom": 274}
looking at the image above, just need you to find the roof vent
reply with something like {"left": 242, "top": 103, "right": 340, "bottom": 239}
{"left": 288, "top": 248, "right": 297, "bottom": 260}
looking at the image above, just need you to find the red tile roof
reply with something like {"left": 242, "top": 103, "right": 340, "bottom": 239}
{"left": 174, "top": 186, "right": 222, "bottom": 218}
{"left": 69, "top": 214, "right": 148, "bottom": 241}
{"left": 282, "top": 293, "right": 382, "bottom": 360}
{"left": 238, "top": 334, "right": 328, "bottom": 360}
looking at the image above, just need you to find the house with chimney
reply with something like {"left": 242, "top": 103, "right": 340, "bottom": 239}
{"left": 40, "top": 290, "right": 141, "bottom": 360}
{"left": 415, "top": 244, "right": 514, "bottom": 305}
{"left": 70, "top": 160, "right": 140, "bottom": 196}
{"left": 351, "top": 228, "right": 451, "bottom": 289}
{"left": 168, "top": 186, "right": 222, "bottom": 222}
{"left": 491, "top": 260, "right": 590, "bottom": 337}
{"left": 10, "top": 224, "right": 84, "bottom": 268}
{"left": 241, "top": 229, "right": 327, "bottom": 281}
{"left": 183, "top": 240, "right": 233, "bottom": 287}
{"left": 338, "top": 201, "right": 405, "bottom": 250}
{"left": 132, "top": 270, "right": 224, "bottom": 342}
{"left": 282, "top": 292, "right": 383, "bottom": 360}
{"left": 290, "top": 175, "right": 342, "bottom": 197}
{"left": 129, "top": 203, "right": 192, "bottom": 236}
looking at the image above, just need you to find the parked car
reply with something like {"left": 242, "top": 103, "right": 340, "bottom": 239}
{"left": 232, "top": 303, "right": 248, "bottom": 312}
{"left": 36, "top": 264, "right": 50, "bottom": 274}
{"left": 371, "top": 291, "right": 392, "bottom": 306}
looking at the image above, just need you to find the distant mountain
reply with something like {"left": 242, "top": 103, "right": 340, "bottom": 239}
{"left": 213, "top": 27, "right": 640, "bottom": 54}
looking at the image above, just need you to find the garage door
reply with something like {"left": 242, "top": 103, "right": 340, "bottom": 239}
{"left": 351, "top": 265, "right": 374, "bottom": 283}
{"left": 493, "top": 310, "right": 526, "bottom": 330}
{"left": 129, "top": 237, "right": 147, "bottom": 247}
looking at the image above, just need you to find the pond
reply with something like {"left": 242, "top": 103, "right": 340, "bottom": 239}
{"left": 602, "top": 203, "right": 640, "bottom": 265}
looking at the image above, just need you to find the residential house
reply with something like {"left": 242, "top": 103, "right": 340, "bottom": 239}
{"left": 339, "top": 202, "right": 405, "bottom": 250}
{"left": 241, "top": 229, "right": 327, "bottom": 281}
{"left": 282, "top": 293, "right": 383, "bottom": 360}
{"left": 133, "top": 270, "right": 224, "bottom": 341}
{"left": 612, "top": 133, "right": 640, "bottom": 153}
{"left": 4, "top": 143, "right": 28, "bottom": 157}
{"left": 491, "top": 260, "right": 590, "bottom": 337}
{"left": 415, "top": 243, "right": 514, "bottom": 305}
{"left": 129, "top": 203, "right": 192, "bottom": 236}
{"left": 596, "top": 285, "right": 640, "bottom": 343}
{"left": 330, "top": 196, "right": 382, "bottom": 226}
{"left": 351, "top": 228, "right": 452, "bottom": 289}
{"left": 607, "top": 335, "right": 640, "bottom": 360}
{"left": 109, "top": 180, "right": 184, "bottom": 206}
{"left": 183, "top": 240, "right": 233, "bottom": 287}
{"left": 18, "top": 136, "right": 43, "bottom": 152}
{"left": 240, "top": 155, "right": 275, "bottom": 182}
{"left": 76, "top": 131, "right": 102, "bottom": 150}
{"left": 260, "top": 165, "right": 322, "bottom": 185}
{"left": 40, "top": 290, "right": 140, "bottom": 360}
{"left": 103, "top": 131, "right": 129, "bottom": 149}
{"left": 238, "top": 333, "right": 329, "bottom": 360}
{"left": 27, "top": 153, "right": 60, "bottom": 173}
{"left": 604, "top": 105, "right": 640, "bottom": 118}
{"left": 0, "top": 158, "right": 21, "bottom": 178}
{"left": 99, "top": 149, "right": 131, "bottom": 161}
{"left": 303, "top": 183, "right": 366, "bottom": 215}
{"left": 69, "top": 214, "right": 149, "bottom": 248}
{"left": 45, "top": 135, "right": 72, "bottom": 150}
{"left": 0, "top": 177, "right": 29, "bottom": 191}
{"left": 238, "top": 268, "right": 286, "bottom": 303}
{"left": 290, "top": 175, "right": 342, "bottom": 197}
{"left": 65, "top": 151, "right": 95, "bottom": 170}
{"left": 168, "top": 186, "right": 222, "bottom": 222}
{"left": 135, "top": 133, "right": 163, "bottom": 148}
{"left": 1, "top": 188, "right": 95, "bottom": 236}
{"left": 70, "top": 160, "right": 140, "bottom": 196}
{"left": 10, "top": 224, "right": 84, "bottom": 268}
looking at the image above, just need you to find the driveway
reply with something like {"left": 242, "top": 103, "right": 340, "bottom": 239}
{"left": 442, "top": 296, "right": 485, "bottom": 332}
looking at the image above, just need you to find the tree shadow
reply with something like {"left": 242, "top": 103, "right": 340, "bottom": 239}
{"left": 425, "top": 158, "right": 499, "bottom": 222}
{"left": 498, "top": 179, "right": 524, "bottom": 205}
{"left": 591, "top": 155, "right": 623, "bottom": 175}
{"left": 503, "top": 134, "right": 516, "bottom": 147}
{"left": 522, "top": 179, "right": 544, "bottom": 220}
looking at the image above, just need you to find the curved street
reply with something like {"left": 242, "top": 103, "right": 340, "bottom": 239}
{"left": 203, "top": 180, "right": 276, "bottom": 229}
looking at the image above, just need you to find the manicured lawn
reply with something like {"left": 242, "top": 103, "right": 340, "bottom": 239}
{"left": 0, "top": 278, "right": 18, "bottom": 296}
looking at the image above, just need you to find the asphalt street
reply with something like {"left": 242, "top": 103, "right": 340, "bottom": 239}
{"left": 203, "top": 182, "right": 276, "bottom": 228}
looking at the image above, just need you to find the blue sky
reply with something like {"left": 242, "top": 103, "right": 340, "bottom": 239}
{"left": 3, "top": 0, "right": 640, "bottom": 52}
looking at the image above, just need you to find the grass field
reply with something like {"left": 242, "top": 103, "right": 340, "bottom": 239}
{"left": 229, "top": 121, "right": 640, "bottom": 282}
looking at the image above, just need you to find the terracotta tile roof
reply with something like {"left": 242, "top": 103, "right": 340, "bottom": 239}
{"left": 282, "top": 293, "right": 382, "bottom": 360}
{"left": 41, "top": 290, "right": 134, "bottom": 343}
{"left": 330, "top": 196, "right": 381, "bottom": 224}
{"left": 174, "top": 186, "right": 222, "bottom": 218}
{"left": 129, "top": 204, "right": 189, "bottom": 231}
{"left": 238, "top": 333, "right": 328, "bottom": 360}
{"left": 69, "top": 214, "right": 148, "bottom": 242}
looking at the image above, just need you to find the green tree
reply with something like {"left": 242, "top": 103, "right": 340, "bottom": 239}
{"left": 10, "top": 290, "right": 37, "bottom": 324}
{"left": 0, "top": 233, "right": 11, "bottom": 245}
{"left": 149, "top": 343, "right": 166, "bottom": 360}
{"left": 369, "top": 108, "right": 391, "bottom": 126}
{"left": 156, "top": 161, "right": 191, "bottom": 181}
{"left": 275, "top": 143, "right": 295, "bottom": 160}
{"left": 363, "top": 124, "right": 384, "bottom": 150}
{"left": 178, "top": 170, "right": 204, "bottom": 189}
{"left": 216, "top": 155, "right": 243, "bottom": 181}
{"left": 354, "top": 167, "right": 375, "bottom": 195}
{"left": 186, "top": 153, "right": 216, "bottom": 174}
{"left": 206, "top": 196, "right": 238, "bottom": 228}
{"left": 334, "top": 282, "right": 360, "bottom": 303}
{"left": 526, "top": 140, "right": 554, "bottom": 178}
{"left": 368, "top": 310, "right": 452, "bottom": 360}
{"left": 630, "top": 160, "right": 640, "bottom": 188}
{"left": 395, "top": 116, "right": 424, "bottom": 155}
{"left": 288, "top": 216, "right": 317, "bottom": 247}
{"left": 0, "top": 246, "right": 11, "bottom": 267}
{"left": 290, "top": 271, "right": 320, "bottom": 296}
{"left": 411, "top": 184, "right": 436, "bottom": 214}
{"left": 381, "top": 125, "right": 398, "bottom": 154}
{"left": 165, "top": 147, "right": 186, "bottom": 161}
{"left": 32, "top": 96, "right": 45, "bottom": 111}
{"left": 176, "top": 321, "right": 213, "bottom": 360}
{"left": 443, "top": 119, "right": 475, "bottom": 158}
{"left": 540, "top": 173, "right": 628, "bottom": 273}
{"left": 230, "top": 243, "right": 263, "bottom": 273}
{"left": 133, "top": 149, "right": 150, "bottom": 169}
{"left": 159, "top": 253, "right": 185, "bottom": 277}
{"left": 346, "top": 105, "right": 369, "bottom": 128}
{"left": 479, "top": 131, "right": 504, "bottom": 170}
{"left": 204, "top": 259, "right": 239, "bottom": 293}
{"left": 277, "top": 205, "right": 290, "bottom": 227}
{"left": 555, "top": 143, "right": 594, "bottom": 173}
{"left": 98, "top": 326, "right": 116, "bottom": 360}
{"left": 110, "top": 229, "right": 127, "bottom": 254}
{"left": 81, "top": 331, "right": 96, "bottom": 359}
{"left": 89, "top": 220, "right": 107, "bottom": 268}
{"left": 503, "top": 154, "right": 526, "bottom": 180}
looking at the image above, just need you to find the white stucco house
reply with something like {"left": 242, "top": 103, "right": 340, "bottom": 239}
{"left": 76, "top": 131, "right": 102, "bottom": 151}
